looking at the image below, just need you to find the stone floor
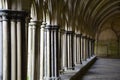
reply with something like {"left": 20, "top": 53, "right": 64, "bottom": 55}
{"left": 60, "top": 56, "right": 96, "bottom": 80}
{"left": 81, "top": 58, "right": 120, "bottom": 80}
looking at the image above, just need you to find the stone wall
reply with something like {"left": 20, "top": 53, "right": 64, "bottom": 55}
{"left": 95, "top": 29, "right": 120, "bottom": 58}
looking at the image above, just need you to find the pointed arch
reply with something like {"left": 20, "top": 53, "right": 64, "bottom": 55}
{"left": 30, "top": 1, "right": 38, "bottom": 21}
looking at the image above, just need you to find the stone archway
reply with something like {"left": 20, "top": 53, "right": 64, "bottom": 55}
{"left": 96, "top": 28, "right": 118, "bottom": 57}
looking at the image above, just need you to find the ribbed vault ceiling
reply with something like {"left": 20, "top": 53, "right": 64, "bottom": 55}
{"left": 1, "top": 0, "right": 120, "bottom": 38}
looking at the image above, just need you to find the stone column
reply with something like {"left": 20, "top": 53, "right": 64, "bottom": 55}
{"left": 39, "top": 22, "right": 46, "bottom": 80}
{"left": 0, "top": 16, "right": 3, "bottom": 80}
{"left": 87, "top": 37, "right": 90, "bottom": 58}
{"left": 92, "top": 39, "right": 95, "bottom": 56}
{"left": 85, "top": 36, "right": 89, "bottom": 59}
{"left": 11, "top": 14, "right": 17, "bottom": 80}
{"left": 83, "top": 35, "right": 87, "bottom": 61}
{"left": 76, "top": 34, "right": 82, "bottom": 64}
{"left": 74, "top": 34, "right": 77, "bottom": 66}
{"left": 61, "top": 30, "right": 67, "bottom": 71}
{"left": 89, "top": 38, "right": 92, "bottom": 57}
{"left": 17, "top": 11, "right": 28, "bottom": 80}
{"left": 85, "top": 36, "right": 89, "bottom": 60}
{"left": 1, "top": 11, "right": 11, "bottom": 80}
{"left": 43, "top": 25, "right": 60, "bottom": 80}
{"left": 90, "top": 38, "right": 94, "bottom": 56}
{"left": 79, "top": 34, "right": 82, "bottom": 64}
{"left": 0, "top": 10, "right": 28, "bottom": 80}
{"left": 66, "top": 31, "right": 74, "bottom": 70}
{"left": 58, "top": 29, "right": 62, "bottom": 73}
{"left": 27, "top": 20, "right": 37, "bottom": 80}
{"left": 81, "top": 35, "right": 84, "bottom": 61}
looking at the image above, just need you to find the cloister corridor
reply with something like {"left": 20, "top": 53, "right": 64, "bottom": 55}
{"left": 0, "top": 0, "right": 120, "bottom": 80}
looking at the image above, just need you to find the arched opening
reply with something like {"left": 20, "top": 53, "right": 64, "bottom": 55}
{"left": 96, "top": 28, "right": 118, "bottom": 57}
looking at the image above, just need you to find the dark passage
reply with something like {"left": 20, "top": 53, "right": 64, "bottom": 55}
{"left": 81, "top": 58, "right": 120, "bottom": 80}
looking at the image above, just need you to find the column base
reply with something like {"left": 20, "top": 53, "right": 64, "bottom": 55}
{"left": 76, "top": 61, "right": 82, "bottom": 64}
{"left": 44, "top": 77, "right": 60, "bottom": 80}
{"left": 62, "top": 67, "right": 67, "bottom": 71}
{"left": 67, "top": 67, "right": 74, "bottom": 70}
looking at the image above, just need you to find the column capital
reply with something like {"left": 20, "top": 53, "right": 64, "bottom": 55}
{"left": 0, "top": 9, "right": 10, "bottom": 16}
{"left": 90, "top": 38, "right": 95, "bottom": 42}
{"left": 59, "top": 29, "right": 65, "bottom": 33}
{"left": 65, "top": 30, "right": 74, "bottom": 34}
{"left": 45, "top": 25, "right": 59, "bottom": 30}
{"left": 17, "top": 11, "right": 28, "bottom": 21}
{"left": 0, "top": 10, "right": 28, "bottom": 20}
{"left": 76, "top": 33, "right": 82, "bottom": 37}
{"left": 0, "top": 10, "right": 10, "bottom": 21}
{"left": 82, "top": 35, "right": 87, "bottom": 39}
{"left": 29, "top": 20, "right": 41, "bottom": 26}
{"left": 86, "top": 36, "right": 90, "bottom": 40}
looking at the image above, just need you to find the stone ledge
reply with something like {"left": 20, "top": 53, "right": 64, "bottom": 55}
{"left": 60, "top": 56, "right": 97, "bottom": 80}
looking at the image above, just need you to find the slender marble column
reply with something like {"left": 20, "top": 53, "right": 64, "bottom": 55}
{"left": 76, "top": 34, "right": 80, "bottom": 64}
{"left": 0, "top": 16, "right": 3, "bottom": 80}
{"left": 74, "top": 34, "right": 77, "bottom": 65}
{"left": 87, "top": 37, "right": 90, "bottom": 58}
{"left": 34, "top": 21, "right": 40, "bottom": 80}
{"left": 43, "top": 25, "right": 60, "bottom": 80}
{"left": 40, "top": 22, "right": 46, "bottom": 80}
{"left": 17, "top": 15, "right": 22, "bottom": 80}
{"left": 11, "top": 16, "right": 17, "bottom": 80}
{"left": 66, "top": 31, "right": 74, "bottom": 70}
{"left": 81, "top": 36, "right": 84, "bottom": 61}
{"left": 2, "top": 12, "right": 11, "bottom": 80}
{"left": 83, "top": 36, "right": 87, "bottom": 61}
{"left": 17, "top": 11, "right": 28, "bottom": 80}
{"left": 89, "top": 38, "right": 92, "bottom": 57}
{"left": 27, "top": 20, "right": 37, "bottom": 80}
{"left": 85, "top": 36, "right": 88, "bottom": 59}
{"left": 79, "top": 34, "right": 82, "bottom": 64}
{"left": 90, "top": 38, "right": 93, "bottom": 56}
{"left": 92, "top": 39, "right": 95, "bottom": 56}
{"left": 85, "top": 36, "right": 88, "bottom": 60}
{"left": 0, "top": 10, "right": 28, "bottom": 80}
{"left": 58, "top": 29, "right": 62, "bottom": 73}
{"left": 62, "top": 30, "right": 67, "bottom": 71}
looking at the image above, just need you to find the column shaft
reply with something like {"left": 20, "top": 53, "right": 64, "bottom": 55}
{"left": 66, "top": 31, "right": 74, "bottom": 70}
{"left": 40, "top": 22, "right": 45, "bottom": 80}
{"left": 82, "top": 36, "right": 87, "bottom": 61}
{"left": 27, "top": 23, "right": 32, "bottom": 80}
{"left": 17, "top": 20, "right": 22, "bottom": 80}
{"left": 91, "top": 39, "right": 93, "bottom": 56}
{"left": 0, "top": 10, "right": 28, "bottom": 80}
{"left": 92, "top": 39, "right": 95, "bottom": 56}
{"left": 11, "top": 19, "right": 17, "bottom": 80}
{"left": 43, "top": 25, "right": 59, "bottom": 80}
{"left": 27, "top": 21, "right": 36, "bottom": 80}
{"left": 87, "top": 38, "right": 90, "bottom": 58}
{"left": 81, "top": 36, "right": 84, "bottom": 61}
{"left": 17, "top": 12, "right": 28, "bottom": 80}
{"left": 76, "top": 35, "right": 80, "bottom": 64}
{"left": 89, "top": 38, "right": 91, "bottom": 57}
{"left": 85, "top": 37, "right": 88, "bottom": 59}
{"left": 2, "top": 15, "right": 11, "bottom": 80}
{"left": 62, "top": 31, "right": 67, "bottom": 70}
{"left": 76, "top": 34, "right": 82, "bottom": 64}
{"left": 0, "top": 16, "right": 2, "bottom": 80}
{"left": 79, "top": 34, "right": 82, "bottom": 64}
{"left": 74, "top": 35, "right": 77, "bottom": 65}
